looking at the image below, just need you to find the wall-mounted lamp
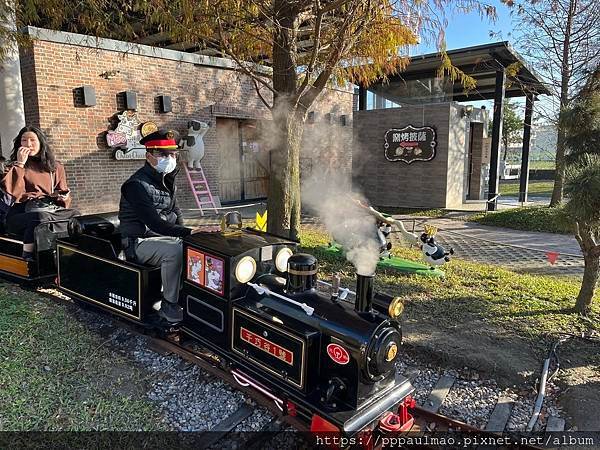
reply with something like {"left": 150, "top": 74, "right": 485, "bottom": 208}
{"left": 119, "top": 91, "right": 137, "bottom": 110}
{"left": 462, "top": 104, "right": 474, "bottom": 118}
{"left": 75, "top": 85, "right": 96, "bottom": 107}
{"left": 157, "top": 95, "right": 172, "bottom": 113}
{"left": 99, "top": 70, "right": 120, "bottom": 80}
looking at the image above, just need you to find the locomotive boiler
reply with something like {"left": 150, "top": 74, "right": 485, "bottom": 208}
{"left": 181, "top": 230, "right": 414, "bottom": 434}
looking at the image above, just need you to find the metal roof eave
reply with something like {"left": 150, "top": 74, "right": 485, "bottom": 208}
{"left": 365, "top": 41, "right": 551, "bottom": 99}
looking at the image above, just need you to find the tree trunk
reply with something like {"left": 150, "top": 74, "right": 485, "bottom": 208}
{"left": 266, "top": 0, "right": 302, "bottom": 240}
{"left": 267, "top": 109, "right": 305, "bottom": 240}
{"left": 573, "top": 222, "right": 599, "bottom": 315}
{"left": 575, "top": 253, "right": 599, "bottom": 315}
{"left": 550, "top": 0, "right": 576, "bottom": 206}
{"left": 551, "top": 122, "right": 568, "bottom": 206}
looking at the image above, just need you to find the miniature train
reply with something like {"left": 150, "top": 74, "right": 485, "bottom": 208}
{"left": 0, "top": 213, "right": 415, "bottom": 437}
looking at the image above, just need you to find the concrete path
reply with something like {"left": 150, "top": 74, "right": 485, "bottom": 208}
{"left": 395, "top": 216, "right": 584, "bottom": 276}
{"left": 412, "top": 217, "right": 581, "bottom": 256}
{"left": 183, "top": 202, "right": 266, "bottom": 226}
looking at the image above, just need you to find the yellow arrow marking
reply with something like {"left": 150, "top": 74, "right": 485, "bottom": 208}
{"left": 256, "top": 211, "right": 267, "bottom": 232}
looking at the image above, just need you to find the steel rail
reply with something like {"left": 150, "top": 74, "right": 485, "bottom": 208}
{"left": 34, "top": 287, "right": 543, "bottom": 449}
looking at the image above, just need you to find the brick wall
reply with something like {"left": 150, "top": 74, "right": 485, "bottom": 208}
{"left": 353, "top": 104, "right": 455, "bottom": 209}
{"left": 19, "top": 31, "right": 353, "bottom": 213}
{"left": 301, "top": 89, "right": 354, "bottom": 182}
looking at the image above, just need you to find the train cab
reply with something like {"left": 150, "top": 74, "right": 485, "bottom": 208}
{"left": 181, "top": 224, "right": 299, "bottom": 352}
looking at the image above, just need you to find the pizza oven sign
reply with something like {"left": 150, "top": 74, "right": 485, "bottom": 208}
{"left": 384, "top": 125, "right": 437, "bottom": 164}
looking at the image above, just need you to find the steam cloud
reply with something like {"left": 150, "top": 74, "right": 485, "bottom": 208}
{"left": 302, "top": 171, "right": 380, "bottom": 276}
{"left": 254, "top": 91, "right": 381, "bottom": 274}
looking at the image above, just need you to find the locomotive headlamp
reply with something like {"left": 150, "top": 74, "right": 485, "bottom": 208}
{"left": 275, "top": 247, "right": 293, "bottom": 272}
{"left": 235, "top": 256, "right": 257, "bottom": 283}
{"left": 388, "top": 297, "right": 405, "bottom": 319}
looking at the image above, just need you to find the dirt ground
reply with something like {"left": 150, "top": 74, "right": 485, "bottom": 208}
{"left": 403, "top": 318, "right": 600, "bottom": 431}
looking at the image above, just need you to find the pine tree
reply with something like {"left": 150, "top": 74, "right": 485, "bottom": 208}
{"left": 562, "top": 66, "right": 600, "bottom": 315}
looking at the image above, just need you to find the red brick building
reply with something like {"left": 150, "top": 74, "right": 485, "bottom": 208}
{"left": 4, "top": 27, "right": 353, "bottom": 213}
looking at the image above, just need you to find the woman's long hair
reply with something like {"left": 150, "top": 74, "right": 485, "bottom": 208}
{"left": 10, "top": 126, "right": 56, "bottom": 172}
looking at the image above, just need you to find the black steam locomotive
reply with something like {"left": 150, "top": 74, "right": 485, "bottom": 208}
{"left": 0, "top": 212, "right": 415, "bottom": 436}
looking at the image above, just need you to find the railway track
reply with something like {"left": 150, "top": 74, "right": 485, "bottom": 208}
{"left": 149, "top": 336, "right": 546, "bottom": 450}
{"left": 37, "top": 286, "right": 553, "bottom": 448}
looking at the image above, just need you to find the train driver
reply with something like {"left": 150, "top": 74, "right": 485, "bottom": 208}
{"left": 118, "top": 129, "right": 200, "bottom": 324}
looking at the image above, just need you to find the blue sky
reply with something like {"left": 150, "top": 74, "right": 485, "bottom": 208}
{"left": 417, "top": 1, "right": 527, "bottom": 112}
{"left": 418, "top": 0, "right": 516, "bottom": 54}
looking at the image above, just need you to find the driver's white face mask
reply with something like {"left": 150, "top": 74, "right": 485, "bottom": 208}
{"left": 155, "top": 156, "right": 177, "bottom": 174}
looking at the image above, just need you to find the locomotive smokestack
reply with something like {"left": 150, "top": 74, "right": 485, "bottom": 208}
{"left": 355, "top": 273, "right": 374, "bottom": 313}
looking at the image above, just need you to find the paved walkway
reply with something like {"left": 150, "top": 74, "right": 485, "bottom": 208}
{"left": 182, "top": 203, "right": 584, "bottom": 277}
{"left": 183, "top": 202, "right": 266, "bottom": 226}
{"left": 395, "top": 216, "right": 584, "bottom": 277}
{"left": 447, "top": 195, "right": 549, "bottom": 212}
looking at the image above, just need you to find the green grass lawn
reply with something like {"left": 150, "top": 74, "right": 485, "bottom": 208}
{"left": 301, "top": 226, "right": 598, "bottom": 345}
{"left": 468, "top": 206, "right": 572, "bottom": 234}
{"left": 529, "top": 160, "right": 556, "bottom": 170}
{"left": 1, "top": 226, "right": 597, "bottom": 429}
{"left": 499, "top": 180, "right": 555, "bottom": 198}
{"left": 0, "top": 285, "right": 165, "bottom": 431}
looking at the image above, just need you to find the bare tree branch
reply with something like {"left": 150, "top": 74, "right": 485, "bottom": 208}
{"left": 250, "top": 76, "right": 274, "bottom": 110}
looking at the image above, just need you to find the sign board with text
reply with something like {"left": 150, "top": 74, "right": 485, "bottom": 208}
{"left": 384, "top": 125, "right": 437, "bottom": 164}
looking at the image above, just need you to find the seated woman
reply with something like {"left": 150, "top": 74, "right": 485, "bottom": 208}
{"left": 1, "top": 126, "right": 79, "bottom": 260}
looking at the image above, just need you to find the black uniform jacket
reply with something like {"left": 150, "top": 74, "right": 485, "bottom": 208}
{"left": 118, "top": 162, "right": 191, "bottom": 239}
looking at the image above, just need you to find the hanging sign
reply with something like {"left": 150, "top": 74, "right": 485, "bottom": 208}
{"left": 384, "top": 125, "right": 437, "bottom": 164}
{"left": 106, "top": 112, "right": 157, "bottom": 160}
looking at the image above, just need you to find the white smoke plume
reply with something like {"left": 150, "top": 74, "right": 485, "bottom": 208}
{"left": 302, "top": 170, "right": 380, "bottom": 276}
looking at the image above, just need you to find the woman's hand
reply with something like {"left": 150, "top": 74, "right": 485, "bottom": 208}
{"left": 16, "top": 146, "right": 31, "bottom": 165}
{"left": 55, "top": 190, "right": 70, "bottom": 202}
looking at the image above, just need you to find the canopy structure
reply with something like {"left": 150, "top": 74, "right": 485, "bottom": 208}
{"left": 357, "top": 42, "right": 549, "bottom": 209}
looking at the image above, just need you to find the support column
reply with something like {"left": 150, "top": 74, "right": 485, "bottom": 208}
{"left": 358, "top": 85, "right": 367, "bottom": 111}
{"left": 518, "top": 93, "right": 535, "bottom": 203}
{"left": 0, "top": 11, "right": 26, "bottom": 157}
{"left": 374, "top": 93, "right": 385, "bottom": 109}
{"left": 487, "top": 69, "right": 506, "bottom": 211}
